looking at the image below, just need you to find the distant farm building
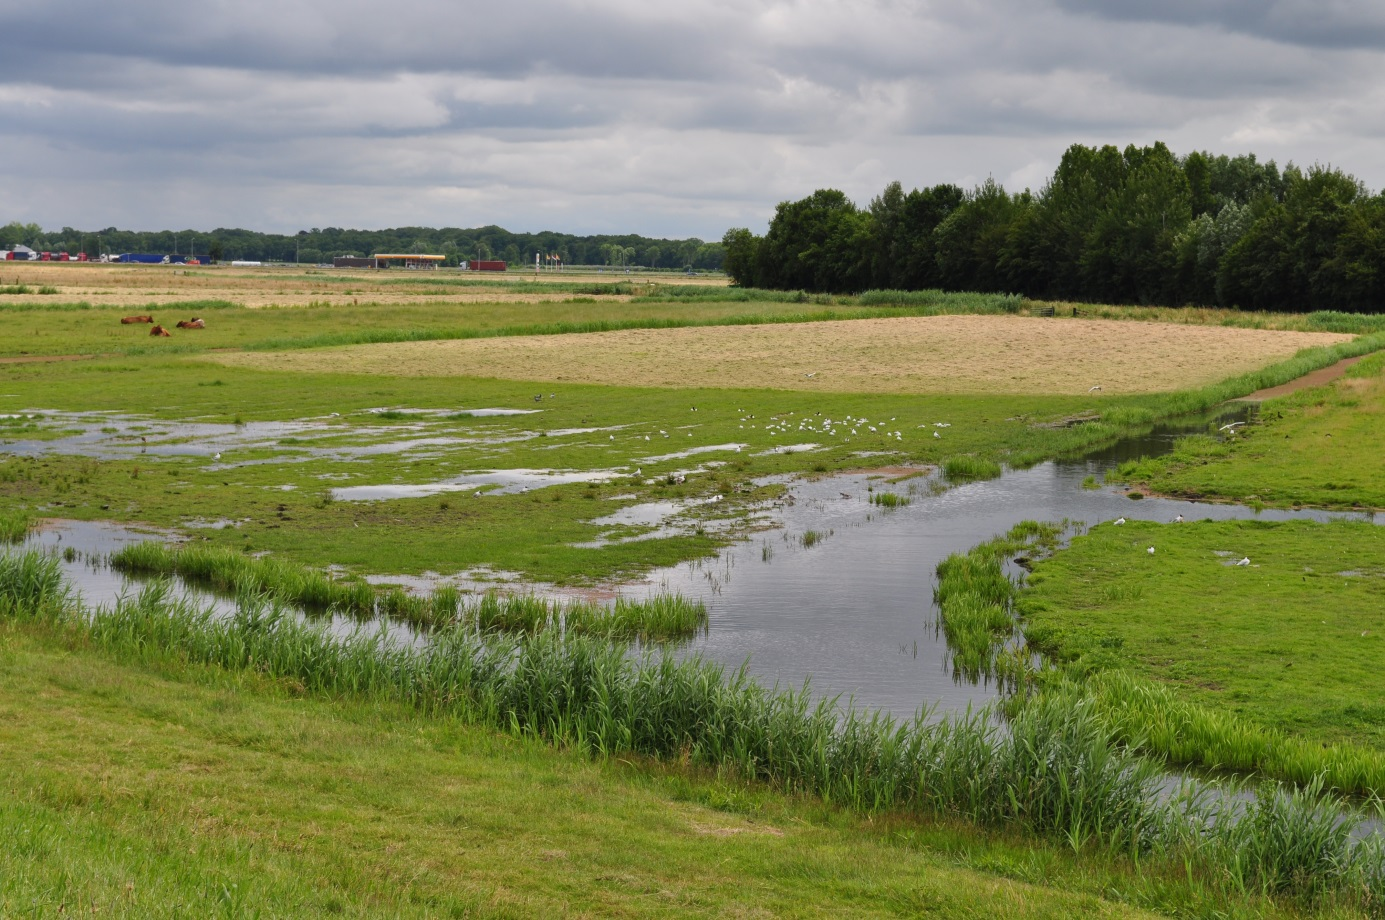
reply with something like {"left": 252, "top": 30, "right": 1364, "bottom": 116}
{"left": 375, "top": 253, "right": 445, "bottom": 270}
{"left": 332, "top": 254, "right": 446, "bottom": 270}
{"left": 463, "top": 260, "right": 507, "bottom": 272}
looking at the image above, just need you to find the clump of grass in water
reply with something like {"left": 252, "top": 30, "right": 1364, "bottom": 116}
{"left": 934, "top": 521, "right": 1064, "bottom": 682}
{"left": 468, "top": 591, "right": 706, "bottom": 641}
{"left": 801, "top": 529, "right": 831, "bottom": 548}
{"left": 5, "top": 553, "right": 1380, "bottom": 911}
{"left": 942, "top": 456, "right": 1003, "bottom": 483}
{"left": 870, "top": 492, "right": 910, "bottom": 509}
{"left": 1081, "top": 474, "right": 1101, "bottom": 490}
{"left": 0, "top": 509, "right": 35, "bottom": 544}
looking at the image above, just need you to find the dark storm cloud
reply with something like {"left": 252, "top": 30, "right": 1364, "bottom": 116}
{"left": 1053, "top": 0, "right": 1385, "bottom": 51}
{"left": 1, "top": 1, "right": 1383, "bottom": 237}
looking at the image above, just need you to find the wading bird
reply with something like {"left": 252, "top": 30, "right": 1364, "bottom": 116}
{"left": 1114, "top": 517, "right": 1126, "bottom": 525}
{"left": 1147, "top": 546, "right": 1156, "bottom": 555}
{"left": 1236, "top": 557, "right": 1251, "bottom": 566}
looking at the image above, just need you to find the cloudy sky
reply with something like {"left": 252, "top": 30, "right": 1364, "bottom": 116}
{"left": 3, "top": 0, "right": 1385, "bottom": 240}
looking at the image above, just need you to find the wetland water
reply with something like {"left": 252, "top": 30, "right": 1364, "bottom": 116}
{"left": 14, "top": 407, "right": 1376, "bottom": 722}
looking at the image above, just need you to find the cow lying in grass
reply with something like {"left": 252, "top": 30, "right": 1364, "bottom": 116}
{"left": 149, "top": 325, "right": 171, "bottom": 337}
{"left": 121, "top": 315, "right": 154, "bottom": 324}
{"left": 176, "top": 318, "right": 205, "bottom": 329}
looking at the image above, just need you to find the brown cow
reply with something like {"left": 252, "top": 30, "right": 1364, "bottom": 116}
{"left": 176, "top": 318, "right": 205, "bottom": 329}
{"left": 149, "top": 325, "right": 171, "bottom": 337}
{"left": 121, "top": 315, "right": 154, "bottom": 324}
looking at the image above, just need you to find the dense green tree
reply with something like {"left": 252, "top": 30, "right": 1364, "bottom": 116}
{"left": 721, "top": 229, "right": 759, "bottom": 286}
{"left": 1080, "top": 143, "right": 1191, "bottom": 304}
{"left": 755, "top": 189, "right": 871, "bottom": 294}
{"left": 934, "top": 179, "right": 1025, "bottom": 293}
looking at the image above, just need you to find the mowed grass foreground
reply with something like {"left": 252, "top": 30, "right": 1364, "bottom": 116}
{"left": 3, "top": 628, "right": 1163, "bottom": 919}
{"left": 4, "top": 553, "right": 1383, "bottom": 918}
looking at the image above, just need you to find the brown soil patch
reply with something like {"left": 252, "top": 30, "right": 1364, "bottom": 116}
{"left": 1233, "top": 355, "right": 1364, "bottom": 401}
{"left": 214, "top": 315, "right": 1352, "bottom": 396}
{"left": 0, "top": 354, "right": 91, "bottom": 364}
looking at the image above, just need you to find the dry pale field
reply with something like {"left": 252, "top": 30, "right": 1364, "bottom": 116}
{"left": 215, "top": 314, "right": 1354, "bottom": 395}
{"left": 0, "top": 263, "right": 709, "bottom": 308}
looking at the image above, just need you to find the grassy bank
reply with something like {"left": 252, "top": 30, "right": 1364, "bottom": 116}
{"left": 4, "top": 550, "right": 1384, "bottom": 916}
{"left": 1114, "top": 351, "right": 1385, "bottom": 510}
{"left": 0, "top": 628, "right": 1176, "bottom": 918}
{"left": 1019, "top": 518, "right": 1385, "bottom": 796}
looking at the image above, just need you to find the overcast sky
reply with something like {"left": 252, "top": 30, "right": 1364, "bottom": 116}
{"left": 4, "top": 0, "right": 1385, "bottom": 240}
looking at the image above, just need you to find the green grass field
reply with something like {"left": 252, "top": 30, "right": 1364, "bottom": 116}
{"left": 1114, "top": 351, "right": 1385, "bottom": 510}
{"left": 1015, "top": 355, "right": 1385, "bottom": 794}
{"left": 7, "top": 273, "right": 1385, "bottom": 917}
{"left": 1019, "top": 519, "right": 1385, "bottom": 790}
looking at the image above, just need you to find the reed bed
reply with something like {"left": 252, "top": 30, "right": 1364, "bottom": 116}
{"left": 870, "top": 492, "right": 911, "bottom": 509}
{"left": 3, "top": 550, "right": 1382, "bottom": 911}
{"left": 0, "top": 509, "right": 34, "bottom": 544}
{"left": 854, "top": 289, "right": 1024, "bottom": 313}
{"left": 108, "top": 542, "right": 705, "bottom": 640}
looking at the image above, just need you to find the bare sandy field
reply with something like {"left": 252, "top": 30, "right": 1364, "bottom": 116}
{"left": 214, "top": 314, "right": 1353, "bottom": 395}
{"left": 0, "top": 263, "right": 707, "bottom": 308}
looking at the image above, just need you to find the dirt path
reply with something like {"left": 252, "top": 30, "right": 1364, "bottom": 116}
{"left": 1233, "top": 355, "right": 1365, "bottom": 401}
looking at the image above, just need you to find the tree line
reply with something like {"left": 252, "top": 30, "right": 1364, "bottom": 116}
{"left": 0, "top": 222, "right": 726, "bottom": 272}
{"left": 722, "top": 142, "right": 1385, "bottom": 312}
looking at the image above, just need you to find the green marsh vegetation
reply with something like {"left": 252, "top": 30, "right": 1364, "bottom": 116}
{"left": 0, "top": 621, "right": 1208, "bottom": 919}
{"left": 0, "top": 329, "right": 1379, "bottom": 585}
{"left": 934, "top": 521, "right": 1065, "bottom": 682}
{"left": 4, "top": 551, "right": 1384, "bottom": 916}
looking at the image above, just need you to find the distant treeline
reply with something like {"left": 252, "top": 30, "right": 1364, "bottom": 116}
{"left": 0, "top": 223, "right": 726, "bottom": 272}
{"left": 723, "top": 143, "right": 1385, "bottom": 312}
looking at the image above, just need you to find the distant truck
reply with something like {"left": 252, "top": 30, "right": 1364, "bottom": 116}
{"left": 463, "top": 260, "right": 507, "bottom": 272}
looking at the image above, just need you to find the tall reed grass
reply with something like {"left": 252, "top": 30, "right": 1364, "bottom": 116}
{"left": 108, "top": 542, "right": 706, "bottom": 640}
{"left": 1083, "top": 671, "right": 1385, "bottom": 800}
{"left": 4, "top": 551, "right": 1380, "bottom": 910}
{"left": 0, "top": 509, "right": 34, "bottom": 544}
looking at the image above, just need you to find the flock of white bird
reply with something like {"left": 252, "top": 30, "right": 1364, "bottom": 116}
{"left": 729, "top": 410, "right": 921, "bottom": 444}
